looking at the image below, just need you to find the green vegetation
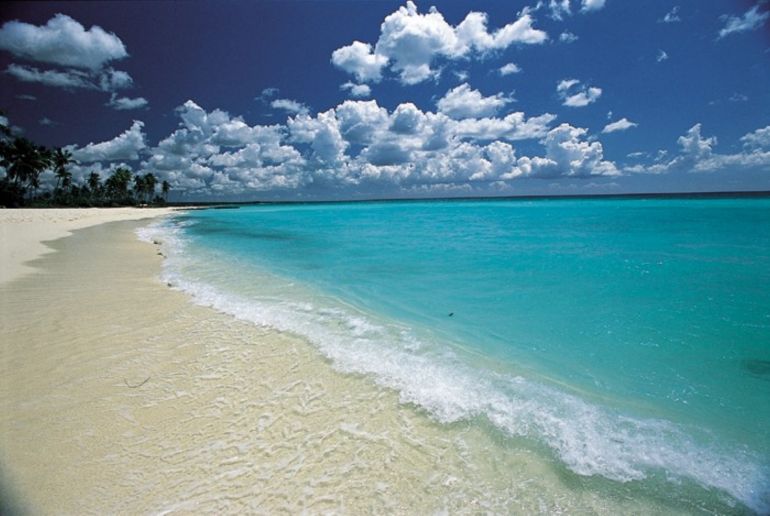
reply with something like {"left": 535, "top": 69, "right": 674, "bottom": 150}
{"left": 0, "top": 116, "right": 169, "bottom": 208}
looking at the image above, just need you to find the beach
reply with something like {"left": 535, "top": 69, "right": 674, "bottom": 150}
{"left": 0, "top": 208, "right": 178, "bottom": 285}
{"left": 0, "top": 208, "right": 753, "bottom": 514}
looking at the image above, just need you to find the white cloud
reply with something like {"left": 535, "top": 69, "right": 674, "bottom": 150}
{"left": 39, "top": 117, "right": 57, "bottom": 126}
{"left": 549, "top": 0, "right": 605, "bottom": 19}
{"left": 107, "top": 94, "right": 148, "bottom": 111}
{"left": 626, "top": 123, "right": 770, "bottom": 175}
{"left": 6, "top": 62, "right": 135, "bottom": 93}
{"left": 0, "top": 13, "right": 127, "bottom": 70}
{"left": 452, "top": 112, "right": 556, "bottom": 141}
{"left": 334, "top": 100, "right": 389, "bottom": 144}
{"left": 340, "top": 81, "right": 371, "bottom": 98}
{"left": 437, "top": 83, "right": 514, "bottom": 120}
{"left": 602, "top": 118, "right": 637, "bottom": 133}
{"left": 99, "top": 68, "right": 133, "bottom": 91}
{"left": 389, "top": 103, "right": 425, "bottom": 135}
{"left": 559, "top": 31, "right": 578, "bottom": 43}
{"left": 581, "top": 0, "right": 606, "bottom": 13}
{"left": 657, "top": 49, "right": 669, "bottom": 62}
{"left": 537, "top": 123, "right": 618, "bottom": 177}
{"left": 331, "top": 41, "right": 388, "bottom": 83}
{"left": 288, "top": 110, "right": 348, "bottom": 166}
{"left": 718, "top": 4, "right": 769, "bottom": 39}
{"left": 70, "top": 120, "right": 147, "bottom": 162}
{"left": 549, "top": 0, "right": 571, "bottom": 20}
{"left": 143, "top": 101, "right": 308, "bottom": 195}
{"left": 6, "top": 63, "right": 94, "bottom": 89}
{"left": 499, "top": 63, "right": 521, "bottom": 76}
{"left": 332, "top": 1, "right": 546, "bottom": 85}
{"left": 677, "top": 123, "right": 716, "bottom": 160}
{"left": 557, "top": 78, "right": 602, "bottom": 107}
{"left": 740, "top": 125, "right": 770, "bottom": 149}
{"left": 271, "top": 98, "right": 310, "bottom": 116}
{"left": 659, "top": 6, "right": 681, "bottom": 23}
{"left": 259, "top": 87, "right": 279, "bottom": 99}
{"left": 55, "top": 97, "right": 628, "bottom": 198}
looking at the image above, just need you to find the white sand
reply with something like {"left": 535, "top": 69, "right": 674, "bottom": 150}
{"left": 0, "top": 208, "right": 177, "bottom": 284}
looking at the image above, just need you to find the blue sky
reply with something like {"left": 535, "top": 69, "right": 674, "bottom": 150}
{"left": 1, "top": 0, "right": 769, "bottom": 200}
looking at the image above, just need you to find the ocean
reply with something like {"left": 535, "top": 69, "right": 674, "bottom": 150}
{"left": 141, "top": 196, "right": 770, "bottom": 513}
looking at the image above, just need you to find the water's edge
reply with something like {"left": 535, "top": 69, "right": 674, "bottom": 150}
{"left": 138, "top": 214, "right": 769, "bottom": 514}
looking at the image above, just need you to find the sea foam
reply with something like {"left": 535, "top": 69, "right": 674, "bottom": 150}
{"left": 138, "top": 218, "right": 770, "bottom": 514}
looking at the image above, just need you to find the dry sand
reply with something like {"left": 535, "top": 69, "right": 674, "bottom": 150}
{"left": 0, "top": 210, "right": 694, "bottom": 514}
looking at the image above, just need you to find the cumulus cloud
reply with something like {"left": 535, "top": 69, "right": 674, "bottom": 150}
{"left": 106, "top": 94, "right": 148, "bottom": 111}
{"left": 332, "top": 1, "right": 546, "bottom": 85}
{"left": 452, "top": 112, "right": 556, "bottom": 142}
{"left": 537, "top": 123, "right": 618, "bottom": 177}
{"left": 271, "top": 98, "right": 310, "bottom": 116}
{"left": 70, "top": 120, "right": 147, "bottom": 162}
{"left": 498, "top": 63, "right": 521, "bottom": 76}
{"left": 158, "top": 99, "right": 556, "bottom": 195}
{"left": 557, "top": 78, "right": 602, "bottom": 107}
{"left": 626, "top": 123, "right": 770, "bottom": 174}
{"left": 656, "top": 49, "right": 669, "bottom": 62}
{"left": 142, "top": 101, "right": 308, "bottom": 195}
{"left": 559, "top": 31, "right": 578, "bottom": 43}
{"left": 740, "top": 125, "right": 770, "bottom": 149}
{"left": 54, "top": 95, "right": 623, "bottom": 199}
{"left": 602, "top": 117, "right": 637, "bottom": 133}
{"left": 0, "top": 14, "right": 127, "bottom": 70}
{"left": 340, "top": 81, "right": 371, "bottom": 98}
{"left": 718, "top": 4, "right": 769, "bottom": 39}
{"left": 331, "top": 41, "right": 388, "bottom": 83}
{"left": 437, "top": 83, "right": 514, "bottom": 120}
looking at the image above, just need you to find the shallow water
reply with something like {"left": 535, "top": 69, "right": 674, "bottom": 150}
{"left": 143, "top": 197, "right": 770, "bottom": 513}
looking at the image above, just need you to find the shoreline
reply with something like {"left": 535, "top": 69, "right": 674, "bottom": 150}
{"left": 0, "top": 207, "right": 179, "bottom": 285}
{"left": 0, "top": 213, "right": 741, "bottom": 513}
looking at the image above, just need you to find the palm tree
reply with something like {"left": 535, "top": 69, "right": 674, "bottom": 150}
{"left": 52, "top": 148, "right": 74, "bottom": 191}
{"left": 133, "top": 174, "right": 146, "bottom": 203}
{"left": 0, "top": 137, "right": 52, "bottom": 197}
{"left": 161, "top": 180, "right": 170, "bottom": 202}
{"left": 105, "top": 167, "right": 133, "bottom": 203}
{"left": 142, "top": 173, "right": 157, "bottom": 203}
{"left": 87, "top": 172, "right": 101, "bottom": 193}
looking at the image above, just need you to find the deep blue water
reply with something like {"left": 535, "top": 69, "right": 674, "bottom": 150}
{"left": 145, "top": 197, "right": 770, "bottom": 512}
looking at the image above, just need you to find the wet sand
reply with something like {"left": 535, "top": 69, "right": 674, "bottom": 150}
{"left": 0, "top": 216, "right": 711, "bottom": 514}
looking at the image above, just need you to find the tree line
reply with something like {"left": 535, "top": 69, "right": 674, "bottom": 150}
{"left": 0, "top": 119, "right": 170, "bottom": 208}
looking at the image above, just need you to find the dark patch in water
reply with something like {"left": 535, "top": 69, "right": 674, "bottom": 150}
{"left": 191, "top": 223, "right": 299, "bottom": 242}
{"left": 742, "top": 359, "right": 770, "bottom": 378}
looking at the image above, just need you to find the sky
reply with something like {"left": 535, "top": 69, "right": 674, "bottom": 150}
{"left": 0, "top": 0, "right": 769, "bottom": 201}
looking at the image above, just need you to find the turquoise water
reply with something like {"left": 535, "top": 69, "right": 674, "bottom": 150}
{"left": 145, "top": 197, "right": 770, "bottom": 512}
